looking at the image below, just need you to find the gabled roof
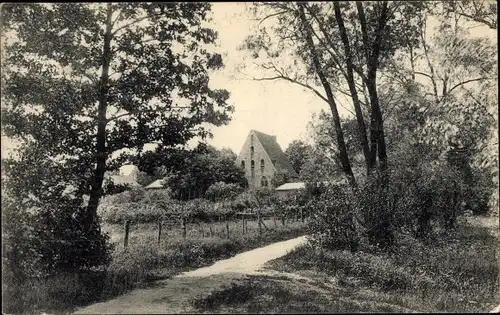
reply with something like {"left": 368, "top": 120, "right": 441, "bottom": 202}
{"left": 275, "top": 179, "right": 350, "bottom": 191}
{"left": 145, "top": 179, "right": 165, "bottom": 190}
{"left": 105, "top": 174, "right": 141, "bottom": 187}
{"left": 252, "top": 130, "right": 298, "bottom": 177}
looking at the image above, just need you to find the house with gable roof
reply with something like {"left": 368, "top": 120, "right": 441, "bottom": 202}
{"left": 236, "top": 130, "right": 298, "bottom": 188}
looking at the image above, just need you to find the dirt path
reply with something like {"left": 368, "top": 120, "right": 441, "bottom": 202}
{"left": 73, "top": 236, "right": 308, "bottom": 314}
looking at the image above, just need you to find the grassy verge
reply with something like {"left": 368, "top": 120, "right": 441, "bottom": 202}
{"left": 102, "top": 219, "right": 307, "bottom": 293}
{"left": 192, "top": 216, "right": 499, "bottom": 313}
{"left": 17, "top": 219, "right": 306, "bottom": 314}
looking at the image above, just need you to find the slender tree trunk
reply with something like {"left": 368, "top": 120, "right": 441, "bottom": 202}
{"left": 409, "top": 44, "right": 416, "bottom": 81}
{"left": 356, "top": 1, "right": 389, "bottom": 173}
{"left": 333, "top": 3, "right": 372, "bottom": 173}
{"left": 367, "top": 81, "right": 388, "bottom": 173}
{"left": 297, "top": 3, "right": 356, "bottom": 188}
{"left": 85, "top": 3, "right": 113, "bottom": 231}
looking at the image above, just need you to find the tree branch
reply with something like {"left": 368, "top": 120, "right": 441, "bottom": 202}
{"left": 252, "top": 75, "right": 329, "bottom": 104}
{"left": 442, "top": 77, "right": 494, "bottom": 99}
{"left": 256, "top": 10, "right": 288, "bottom": 27}
{"left": 107, "top": 106, "right": 195, "bottom": 122}
{"left": 304, "top": 5, "right": 348, "bottom": 79}
{"left": 419, "top": 16, "right": 440, "bottom": 104}
{"left": 455, "top": 9, "right": 497, "bottom": 29}
{"left": 111, "top": 14, "right": 155, "bottom": 36}
{"left": 414, "top": 71, "right": 434, "bottom": 80}
{"left": 111, "top": 8, "right": 124, "bottom": 29}
{"left": 355, "top": 2, "right": 371, "bottom": 64}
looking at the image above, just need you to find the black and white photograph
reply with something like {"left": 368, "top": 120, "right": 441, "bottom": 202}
{"left": 1, "top": 1, "right": 498, "bottom": 314}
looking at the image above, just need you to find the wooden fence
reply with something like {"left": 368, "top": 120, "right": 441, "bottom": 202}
{"left": 121, "top": 209, "right": 308, "bottom": 249}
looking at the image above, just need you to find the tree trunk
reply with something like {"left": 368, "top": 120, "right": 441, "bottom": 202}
{"left": 333, "top": 2, "right": 372, "bottom": 173}
{"left": 85, "top": 3, "right": 113, "bottom": 232}
{"left": 297, "top": 3, "right": 356, "bottom": 188}
{"left": 356, "top": 1, "right": 389, "bottom": 174}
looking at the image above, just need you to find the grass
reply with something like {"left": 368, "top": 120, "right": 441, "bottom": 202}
{"left": 102, "top": 217, "right": 290, "bottom": 246}
{"left": 191, "top": 216, "right": 499, "bottom": 313}
{"left": 101, "top": 218, "right": 307, "bottom": 292}
{"left": 192, "top": 274, "right": 416, "bottom": 313}
{"left": 9, "top": 217, "right": 307, "bottom": 314}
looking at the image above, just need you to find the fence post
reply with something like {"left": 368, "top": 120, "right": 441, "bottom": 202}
{"left": 157, "top": 221, "right": 162, "bottom": 246}
{"left": 273, "top": 215, "right": 277, "bottom": 228}
{"left": 226, "top": 221, "right": 230, "bottom": 239}
{"left": 281, "top": 213, "right": 285, "bottom": 226}
{"left": 209, "top": 224, "right": 213, "bottom": 237}
{"left": 124, "top": 220, "right": 130, "bottom": 250}
{"left": 300, "top": 207, "right": 304, "bottom": 223}
{"left": 181, "top": 217, "right": 187, "bottom": 239}
{"left": 241, "top": 216, "right": 245, "bottom": 234}
{"left": 257, "top": 210, "right": 262, "bottom": 235}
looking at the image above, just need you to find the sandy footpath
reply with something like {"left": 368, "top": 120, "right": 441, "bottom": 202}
{"left": 73, "top": 236, "right": 308, "bottom": 314}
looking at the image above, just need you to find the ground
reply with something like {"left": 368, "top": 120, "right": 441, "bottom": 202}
{"left": 73, "top": 236, "right": 307, "bottom": 314}
{"left": 74, "top": 216, "right": 499, "bottom": 314}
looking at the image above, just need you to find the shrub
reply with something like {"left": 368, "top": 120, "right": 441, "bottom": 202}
{"left": 205, "top": 182, "right": 243, "bottom": 202}
{"left": 231, "top": 191, "right": 257, "bottom": 211}
{"left": 308, "top": 185, "right": 360, "bottom": 251}
{"left": 354, "top": 174, "right": 397, "bottom": 249}
{"left": 2, "top": 198, "right": 112, "bottom": 314}
{"left": 391, "top": 161, "right": 467, "bottom": 238}
{"left": 250, "top": 187, "right": 279, "bottom": 207}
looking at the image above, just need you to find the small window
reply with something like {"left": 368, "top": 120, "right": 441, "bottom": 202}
{"left": 241, "top": 160, "right": 245, "bottom": 168}
{"left": 260, "top": 159, "right": 265, "bottom": 170}
{"left": 250, "top": 146, "right": 254, "bottom": 154}
{"left": 251, "top": 160, "right": 255, "bottom": 169}
{"left": 261, "top": 176, "right": 268, "bottom": 187}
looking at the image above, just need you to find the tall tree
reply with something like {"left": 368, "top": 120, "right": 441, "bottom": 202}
{"left": 163, "top": 144, "right": 246, "bottom": 200}
{"left": 1, "top": 3, "right": 232, "bottom": 264}
{"left": 241, "top": 2, "right": 426, "bottom": 181}
{"left": 331, "top": 2, "right": 371, "bottom": 172}
{"left": 284, "top": 140, "right": 312, "bottom": 176}
{"left": 296, "top": 2, "right": 356, "bottom": 187}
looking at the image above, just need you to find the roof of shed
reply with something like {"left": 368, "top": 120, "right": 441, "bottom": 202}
{"left": 145, "top": 179, "right": 165, "bottom": 189}
{"left": 275, "top": 182, "right": 306, "bottom": 191}
{"left": 105, "top": 174, "right": 141, "bottom": 187}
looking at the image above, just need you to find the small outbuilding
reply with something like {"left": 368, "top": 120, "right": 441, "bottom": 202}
{"left": 275, "top": 182, "right": 306, "bottom": 198}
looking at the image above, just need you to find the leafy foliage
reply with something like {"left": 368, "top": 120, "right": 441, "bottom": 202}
{"left": 307, "top": 184, "right": 360, "bottom": 251}
{"left": 284, "top": 140, "right": 313, "bottom": 176}
{"left": 161, "top": 145, "right": 246, "bottom": 200}
{"left": 1, "top": 3, "right": 232, "bottom": 313}
{"left": 205, "top": 182, "right": 244, "bottom": 202}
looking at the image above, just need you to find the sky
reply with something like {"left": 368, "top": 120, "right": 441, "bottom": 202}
{"left": 200, "top": 2, "right": 336, "bottom": 154}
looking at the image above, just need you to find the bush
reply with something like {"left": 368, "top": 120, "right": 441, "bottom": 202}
{"left": 354, "top": 174, "right": 397, "bottom": 249}
{"left": 205, "top": 182, "right": 243, "bottom": 202}
{"left": 230, "top": 191, "right": 257, "bottom": 211}
{"left": 308, "top": 185, "right": 360, "bottom": 251}
{"left": 2, "top": 198, "right": 112, "bottom": 314}
{"left": 390, "top": 161, "right": 467, "bottom": 238}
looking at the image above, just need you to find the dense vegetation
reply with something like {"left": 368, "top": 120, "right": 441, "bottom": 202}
{"left": 192, "top": 216, "right": 498, "bottom": 313}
